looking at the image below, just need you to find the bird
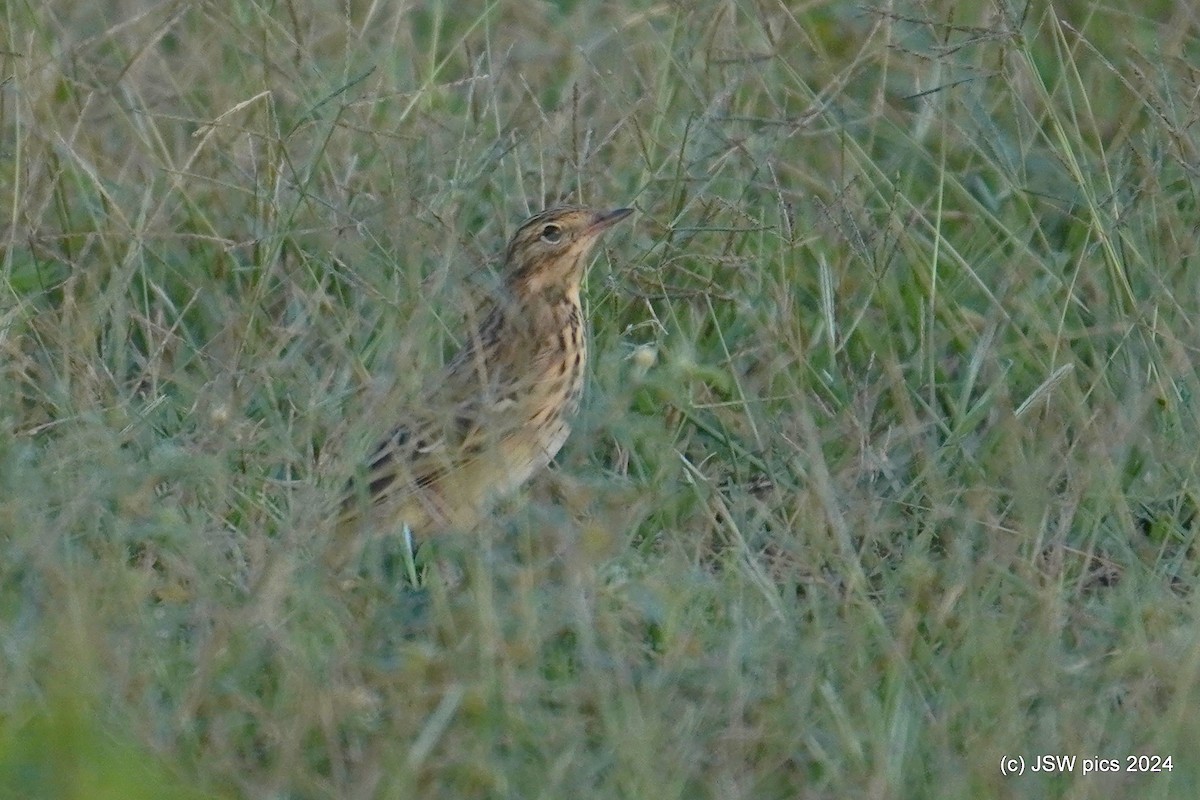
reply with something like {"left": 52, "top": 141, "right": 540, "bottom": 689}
{"left": 332, "top": 204, "right": 633, "bottom": 561}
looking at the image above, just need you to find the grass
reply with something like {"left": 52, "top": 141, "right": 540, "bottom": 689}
{"left": 2, "top": 0, "right": 1199, "bottom": 797}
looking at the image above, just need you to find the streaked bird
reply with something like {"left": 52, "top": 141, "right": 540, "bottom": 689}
{"left": 333, "top": 205, "right": 633, "bottom": 559}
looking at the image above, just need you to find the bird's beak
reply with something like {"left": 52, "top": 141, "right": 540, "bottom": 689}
{"left": 588, "top": 207, "right": 634, "bottom": 234}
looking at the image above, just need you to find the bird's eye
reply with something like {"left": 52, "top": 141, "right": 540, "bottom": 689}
{"left": 541, "top": 224, "right": 562, "bottom": 243}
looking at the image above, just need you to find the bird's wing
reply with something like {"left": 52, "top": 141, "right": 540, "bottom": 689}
{"left": 344, "top": 375, "right": 525, "bottom": 508}
{"left": 340, "top": 303, "right": 532, "bottom": 519}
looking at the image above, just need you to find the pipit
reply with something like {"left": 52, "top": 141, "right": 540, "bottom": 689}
{"left": 334, "top": 205, "right": 633, "bottom": 556}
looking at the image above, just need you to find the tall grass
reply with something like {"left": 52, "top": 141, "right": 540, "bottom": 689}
{"left": 2, "top": 0, "right": 1198, "bottom": 797}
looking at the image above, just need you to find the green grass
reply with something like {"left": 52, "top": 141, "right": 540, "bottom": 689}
{"left": 3, "top": 0, "right": 1199, "bottom": 797}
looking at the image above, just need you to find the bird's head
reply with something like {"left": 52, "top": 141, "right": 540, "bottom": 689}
{"left": 504, "top": 205, "right": 633, "bottom": 297}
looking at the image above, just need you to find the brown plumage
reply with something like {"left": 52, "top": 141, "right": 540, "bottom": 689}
{"left": 334, "top": 205, "right": 633, "bottom": 553}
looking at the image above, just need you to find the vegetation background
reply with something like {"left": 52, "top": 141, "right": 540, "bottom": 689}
{"left": 2, "top": 0, "right": 1198, "bottom": 797}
